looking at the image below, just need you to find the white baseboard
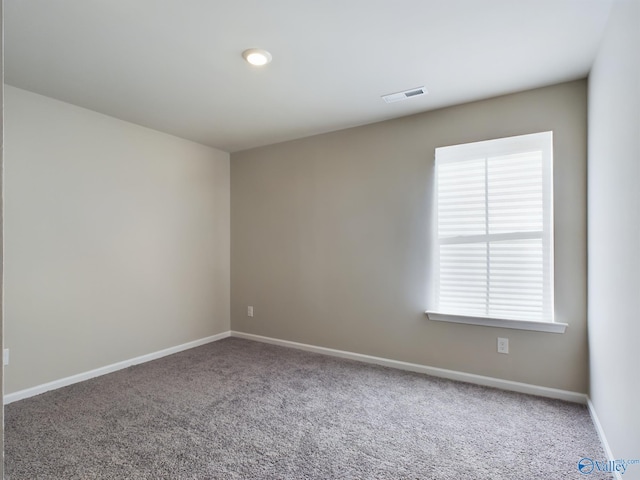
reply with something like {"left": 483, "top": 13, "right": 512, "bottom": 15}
{"left": 3, "top": 331, "right": 231, "bottom": 405}
{"left": 4, "top": 329, "right": 588, "bottom": 407}
{"left": 231, "top": 331, "right": 588, "bottom": 404}
{"left": 587, "top": 399, "right": 622, "bottom": 480}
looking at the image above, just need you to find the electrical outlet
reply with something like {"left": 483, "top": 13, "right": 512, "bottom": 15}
{"left": 3, "top": 349, "right": 9, "bottom": 366}
{"left": 247, "top": 306, "right": 254, "bottom": 317}
{"left": 497, "top": 337, "right": 509, "bottom": 354}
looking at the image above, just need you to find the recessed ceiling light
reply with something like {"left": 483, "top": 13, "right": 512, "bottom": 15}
{"left": 242, "top": 48, "right": 272, "bottom": 66}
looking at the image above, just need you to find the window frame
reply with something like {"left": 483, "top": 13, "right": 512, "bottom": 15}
{"left": 426, "top": 132, "right": 567, "bottom": 334}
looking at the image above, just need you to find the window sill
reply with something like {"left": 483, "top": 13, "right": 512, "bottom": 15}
{"left": 425, "top": 311, "right": 567, "bottom": 334}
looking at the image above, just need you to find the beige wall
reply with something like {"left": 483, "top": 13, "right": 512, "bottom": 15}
{"left": 588, "top": 0, "right": 640, "bottom": 459}
{"left": 231, "top": 80, "right": 588, "bottom": 393}
{"left": 4, "top": 85, "right": 230, "bottom": 394}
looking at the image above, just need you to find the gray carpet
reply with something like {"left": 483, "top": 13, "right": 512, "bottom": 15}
{"left": 5, "top": 337, "right": 610, "bottom": 479}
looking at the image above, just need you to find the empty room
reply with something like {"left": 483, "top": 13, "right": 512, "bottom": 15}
{"left": 1, "top": 0, "right": 638, "bottom": 479}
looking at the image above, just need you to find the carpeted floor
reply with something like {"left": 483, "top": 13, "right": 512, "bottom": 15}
{"left": 5, "top": 337, "right": 611, "bottom": 479}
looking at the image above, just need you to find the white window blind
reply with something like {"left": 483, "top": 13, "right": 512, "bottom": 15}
{"left": 432, "top": 132, "right": 554, "bottom": 323}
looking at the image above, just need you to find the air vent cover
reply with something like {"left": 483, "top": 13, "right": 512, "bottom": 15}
{"left": 382, "top": 86, "right": 428, "bottom": 103}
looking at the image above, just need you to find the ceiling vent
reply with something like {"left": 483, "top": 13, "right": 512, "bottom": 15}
{"left": 382, "top": 86, "right": 428, "bottom": 103}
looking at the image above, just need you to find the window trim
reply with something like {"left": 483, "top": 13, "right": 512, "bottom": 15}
{"left": 428, "top": 131, "right": 562, "bottom": 332}
{"left": 425, "top": 311, "right": 567, "bottom": 333}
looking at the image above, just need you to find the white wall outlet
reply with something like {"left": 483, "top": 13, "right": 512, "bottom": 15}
{"left": 3, "top": 348, "right": 9, "bottom": 366}
{"left": 497, "top": 337, "right": 509, "bottom": 354}
{"left": 247, "top": 306, "right": 254, "bottom": 317}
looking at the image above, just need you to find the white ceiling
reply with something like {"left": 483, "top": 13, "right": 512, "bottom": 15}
{"left": 5, "top": 0, "right": 614, "bottom": 152}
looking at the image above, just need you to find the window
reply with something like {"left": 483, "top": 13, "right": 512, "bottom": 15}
{"left": 427, "top": 132, "right": 566, "bottom": 333}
